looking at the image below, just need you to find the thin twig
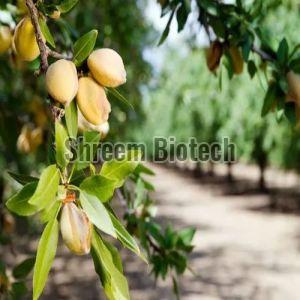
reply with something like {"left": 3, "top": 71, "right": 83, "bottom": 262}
{"left": 25, "top": 0, "right": 48, "bottom": 73}
{"left": 46, "top": 46, "right": 72, "bottom": 60}
{"left": 25, "top": 0, "right": 72, "bottom": 120}
{"left": 252, "top": 44, "right": 275, "bottom": 62}
{"left": 25, "top": 0, "right": 72, "bottom": 74}
{"left": 146, "top": 233, "right": 165, "bottom": 255}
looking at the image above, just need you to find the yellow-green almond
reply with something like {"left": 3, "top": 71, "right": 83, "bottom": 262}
{"left": 46, "top": 59, "right": 79, "bottom": 105}
{"left": 14, "top": 17, "right": 42, "bottom": 61}
{"left": 77, "top": 77, "right": 111, "bottom": 125}
{"left": 60, "top": 203, "right": 92, "bottom": 255}
{"left": 87, "top": 48, "right": 126, "bottom": 88}
{"left": 0, "top": 26, "right": 12, "bottom": 54}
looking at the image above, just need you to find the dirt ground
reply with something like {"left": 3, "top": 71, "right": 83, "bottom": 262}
{"left": 4, "top": 162, "right": 300, "bottom": 300}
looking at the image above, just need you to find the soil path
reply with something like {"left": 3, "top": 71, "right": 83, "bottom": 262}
{"left": 34, "top": 163, "right": 300, "bottom": 299}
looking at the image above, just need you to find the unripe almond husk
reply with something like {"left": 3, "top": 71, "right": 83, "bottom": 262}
{"left": 0, "top": 26, "right": 12, "bottom": 54}
{"left": 60, "top": 202, "right": 93, "bottom": 255}
{"left": 78, "top": 108, "right": 110, "bottom": 138}
{"left": 229, "top": 46, "right": 244, "bottom": 74}
{"left": 87, "top": 48, "right": 126, "bottom": 88}
{"left": 286, "top": 71, "right": 300, "bottom": 107}
{"left": 30, "top": 127, "right": 43, "bottom": 150}
{"left": 17, "top": 0, "right": 28, "bottom": 15}
{"left": 17, "top": 125, "right": 43, "bottom": 153}
{"left": 46, "top": 59, "right": 79, "bottom": 105}
{"left": 206, "top": 41, "right": 223, "bottom": 72}
{"left": 77, "top": 77, "right": 111, "bottom": 125}
{"left": 14, "top": 17, "right": 43, "bottom": 61}
{"left": 17, "top": 125, "right": 32, "bottom": 153}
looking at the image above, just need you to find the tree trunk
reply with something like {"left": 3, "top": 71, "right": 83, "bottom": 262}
{"left": 227, "top": 162, "right": 234, "bottom": 182}
{"left": 258, "top": 161, "right": 267, "bottom": 192}
{"left": 207, "top": 161, "right": 214, "bottom": 176}
{"left": 193, "top": 162, "right": 203, "bottom": 178}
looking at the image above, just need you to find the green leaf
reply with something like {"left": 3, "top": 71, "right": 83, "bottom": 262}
{"left": 210, "top": 18, "right": 225, "bottom": 39}
{"left": 261, "top": 83, "right": 277, "bottom": 117}
{"left": 80, "top": 191, "right": 116, "bottom": 238}
{"left": 178, "top": 227, "right": 196, "bottom": 245}
{"left": 76, "top": 131, "right": 101, "bottom": 171}
{"left": 91, "top": 231, "right": 130, "bottom": 300}
{"left": 107, "top": 88, "right": 134, "bottom": 111}
{"left": 102, "top": 239, "right": 123, "bottom": 273}
{"left": 70, "top": 169, "right": 86, "bottom": 185}
{"left": 33, "top": 218, "right": 59, "bottom": 300}
{"left": 176, "top": 2, "right": 190, "bottom": 32}
{"left": 28, "top": 165, "right": 60, "bottom": 211}
{"left": 242, "top": 34, "right": 253, "bottom": 62}
{"left": 172, "top": 276, "right": 180, "bottom": 300}
{"left": 55, "top": 121, "right": 71, "bottom": 169}
{"left": 73, "top": 30, "right": 98, "bottom": 67}
{"left": 13, "top": 257, "right": 35, "bottom": 279}
{"left": 169, "top": 251, "right": 187, "bottom": 274}
{"left": 58, "top": 0, "right": 79, "bottom": 13}
{"left": 284, "top": 102, "right": 297, "bottom": 126}
{"left": 100, "top": 150, "right": 141, "bottom": 187}
{"left": 65, "top": 101, "right": 78, "bottom": 139}
{"left": 6, "top": 182, "right": 38, "bottom": 216}
{"left": 277, "top": 38, "right": 289, "bottom": 66}
{"left": 109, "top": 211, "right": 145, "bottom": 261}
{"left": 134, "top": 178, "right": 145, "bottom": 208}
{"left": 80, "top": 175, "right": 117, "bottom": 203}
{"left": 39, "top": 18, "right": 55, "bottom": 48}
{"left": 247, "top": 60, "right": 257, "bottom": 78}
{"left": 134, "top": 163, "right": 155, "bottom": 176}
{"left": 289, "top": 57, "right": 300, "bottom": 74}
{"left": 11, "top": 281, "right": 28, "bottom": 299}
{"left": 158, "top": 8, "right": 176, "bottom": 46}
{"left": 279, "top": 76, "right": 289, "bottom": 94}
{"left": 7, "top": 171, "right": 38, "bottom": 186}
{"left": 40, "top": 200, "right": 62, "bottom": 224}
{"left": 199, "top": 0, "right": 218, "bottom": 15}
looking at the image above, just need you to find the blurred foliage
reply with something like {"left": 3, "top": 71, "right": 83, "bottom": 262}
{"left": 135, "top": 0, "right": 300, "bottom": 186}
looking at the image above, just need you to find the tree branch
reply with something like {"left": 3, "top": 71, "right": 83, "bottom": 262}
{"left": 25, "top": 0, "right": 48, "bottom": 73}
{"left": 252, "top": 45, "right": 275, "bottom": 62}
{"left": 25, "top": 0, "right": 72, "bottom": 74}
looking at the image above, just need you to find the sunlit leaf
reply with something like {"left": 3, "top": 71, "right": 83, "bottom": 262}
{"left": 28, "top": 165, "right": 60, "bottom": 210}
{"left": 6, "top": 182, "right": 38, "bottom": 216}
{"left": 100, "top": 150, "right": 141, "bottom": 187}
{"left": 58, "top": 0, "right": 79, "bottom": 13}
{"left": 107, "top": 88, "right": 134, "bottom": 111}
{"left": 39, "top": 18, "right": 56, "bottom": 48}
{"left": 32, "top": 218, "right": 59, "bottom": 300}
{"left": 80, "top": 191, "right": 116, "bottom": 238}
{"left": 91, "top": 231, "right": 130, "bottom": 300}
{"left": 55, "top": 121, "right": 71, "bottom": 169}
{"left": 73, "top": 30, "right": 98, "bottom": 66}
{"left": 80, "top": 175, "right": 117, "bottom": 202}
{"left": 65, "top": 101, "right": 78, "bottom": 139}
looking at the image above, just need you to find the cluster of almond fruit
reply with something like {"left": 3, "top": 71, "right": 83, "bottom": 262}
{"left": 1, "top": 15, "right": 122, "bottom": 153}
{"left": 45, "top": 45, "right": 125, "bottom": 132}
{"left": 206, "top": 40, "right": 244, "bottom": 74}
